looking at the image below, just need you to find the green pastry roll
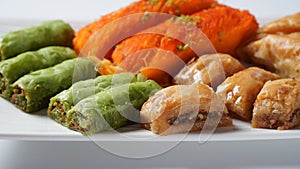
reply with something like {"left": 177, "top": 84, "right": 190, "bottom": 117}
{"left": 0, "top": 46, "right": 77, "bottom": 98}
{"left": 48, "top": 72, "right": 147, "bottom": 126}
{"left": 10, "top": 58, "right": 94, "bottom": 113}
{"left": 0, "top": 20, "right": 74, "bottom": 60}
{"left": 67, "top": 80, "right": 162, "bottom": 135}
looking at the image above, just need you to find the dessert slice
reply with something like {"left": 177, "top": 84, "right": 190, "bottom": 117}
{"left": 216, "top": 67, "right": 280, "bottom": 121}
{"left": 239, "top": 32, "right": 300, "bottom": 78}
{"left": 257, "top": 12, "right": 300, "bottom": 34}
{"left": 140, "top": 84, "right": 232, "bottom": 135}
{"left": 73, "top": 0, "right": 217, "bottom": 53}
{"left": 174, "top": 53, "right": 244, "bottom": 88}
{"left": 99, "top": 6, "right": 258, "bottom": 85}
{"left": 252, "top": 78, "right": 300, "bottom": 130}
{"left": 238, "top": 12, "right": 300, "bottom": 79}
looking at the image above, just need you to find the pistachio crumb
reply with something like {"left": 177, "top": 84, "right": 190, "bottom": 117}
{"left": 218, "top": 31, "right": 223, "bottom": 41}
{"left": 142, "top": 12, "right": 150, "bottom": 23}
{"left": 167, "top": 0, "right": 173, "bottom": 6}
{"left": 151, "top": 0, "right": 157, "bottom": 5}
{"left": 177, "top": 44, "right": 189, "bottom": 51}
{"left": 211, "top": 3, "right": 216, "bottom": 8}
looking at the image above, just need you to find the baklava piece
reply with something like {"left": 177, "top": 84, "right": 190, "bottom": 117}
{"left": 258, "top": 12, "right": 300, "bottom": 34}
{"left": 252, "top": 78, "right": 300, "bottom": 130}
{"left": 140, "top": 84, "right": 232, "bottom": 135}
{"left": 174, "top": 53, "right": 244, "bottom": 88}
{"left": 216, "top": 67, "right": 280, "bottom": 121}
{"left": 238, "top": 12, "right": 300, "bottom": 78}
{"left": 240, "top": 32, "right": 300, "bottom": 78}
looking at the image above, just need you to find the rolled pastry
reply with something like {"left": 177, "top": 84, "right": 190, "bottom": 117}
{"left": 48, "top": 72, "right": 145, "bottom": 126}
{"left": 0, "top": 20, "right": 74, "bottom": 60}
{"left": 0, "top": 46, "right": 76, "bottom": 98}
{"left": 67, "top": 80, "right": 162, "bottom": 135}
{"left": 10, "top": 58, "right": 94, "bottom": 113}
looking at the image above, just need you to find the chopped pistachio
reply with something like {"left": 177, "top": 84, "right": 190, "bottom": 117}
{"left": 211, "top": 3, "right": 216, "bottom": 8}
{"left": 218, "top": 31, "right": 223, "bottom": 37}
{"left": 141, "top": 12, "right": 150, "bottom": 23}
{"left": 175, "top": 15, "right": 200, "bottom": 26}
{"left": 151, "top": 0, "right": 157, "bottom": 5}
{"left": 177, "top": 44, "right": 189, "bottom": 51}
{"left": 218, "top": 31, "right": 223, "bottom": 41}
{"left": 167, "top": 0, "right": 173, "bottom": 6}
{"left": 182, "top": 44, "right": 189, "bottom": 50}
{"left": 177, "top": 45, "right": 183, "bottom": 51}
{"left": 189, "top": 41, "right": 196, "bottom": 46}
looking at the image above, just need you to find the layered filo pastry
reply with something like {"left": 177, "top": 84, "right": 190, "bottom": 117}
{"left": 252, "top": 78, "right": 300, "bottom": 130}
{"left": 240, "top": 32, "right": 300, "bottom": 78}
{"left": 257, "top": 12, "right": 300, "bottom": 34}
{"left": 216, "top": 67, "right": 280, "bottom": 121}
{"left": 140, "top": 84, "right": 232, "bottom": 135}
{"left": 238, "top": 12, "right": 300, "bottom": 79}
{"left": 174, "top": 53, "right": 244, "bottom": 88}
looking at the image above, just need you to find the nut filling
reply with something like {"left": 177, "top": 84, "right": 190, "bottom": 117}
{"left": 68, "top": 112, "right": 89, "bottom": 133}
{"left": 0, "top": 73, "right": 5, "bottom": 92}
{"left": 48, "top": 102, "right": 68, "bottom": 124}
{"left": 254, "top": 108, "right": 300, "bottom": 129}
{"left": 167, "top": 111, "right": 223, "bottom": 126}
{"left": 11, "top": 87, "right": 27, "bottom": 111}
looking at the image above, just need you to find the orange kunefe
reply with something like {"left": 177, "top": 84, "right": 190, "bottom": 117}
{"left": 102, "top": 6, "right": 258, "bottom": 85}
{"left": 73, "top": 0, "right": 217, "bottom": 54}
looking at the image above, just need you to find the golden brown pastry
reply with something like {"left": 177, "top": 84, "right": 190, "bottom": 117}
{"left": 258, "top": 12, "right": 300, "bottom": 34}
{"left": 238, "top": 12, "right": 300, "bottom": 78}
{"left": 174, "top": 53, "right": 244, "bottom": 88}
{"left": 140, "top": 84, "right": 232, "bottom": 135}
{"left": 240, "top": 32, "right": 300, "bottom": 78}
{"left": 216, "top": 67, "right": 280, "bottom": 121}
{"left": 252, "top": 78, "right": 300, "bottom": 130}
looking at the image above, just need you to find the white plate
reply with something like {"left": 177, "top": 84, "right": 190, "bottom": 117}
{"left": 1, "top": 0, "right": 300, "bottom": 142}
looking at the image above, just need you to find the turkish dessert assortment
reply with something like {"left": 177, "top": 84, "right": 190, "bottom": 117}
{"left": 0, "top": 0, "right": 299, "bottom": 136}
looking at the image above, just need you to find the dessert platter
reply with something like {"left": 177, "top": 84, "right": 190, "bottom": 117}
{"left": 0, "top": 0, "right": 300, "bottom": 142}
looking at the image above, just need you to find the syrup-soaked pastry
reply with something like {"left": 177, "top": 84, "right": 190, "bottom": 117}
{"left": 67, "top": 80, "right": 162, "bottom": 135}
{"left": 48, "top": 72, "right": 143, "bottom": 127}
{"left": 0, "top": 46, "right": 76, "bottom": 98}
{"left": 258, "top": 12, "right": 300, "bottom": 34}
{"left": 10, "top": 58, "right": 94, "bottom": 113}
{"left": 216, "top": 67, "right": 280, "bottom": 121}
{"left": 240, "top": 32, "right": 300, "bottom": 78}
{"left": 0, "top": 20, "right": 74, "bottom": 60}
{"left": 238, "top": 12, "right": 300, "bottom": 78}
{"left": 252, "top": 78, "right": 300, "bottom": 130}
{"left": 140, "top": 84, "right": 232, "bottom": 135}
{"left": 174, "top": 53, "right": 244, "bottom": 88}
